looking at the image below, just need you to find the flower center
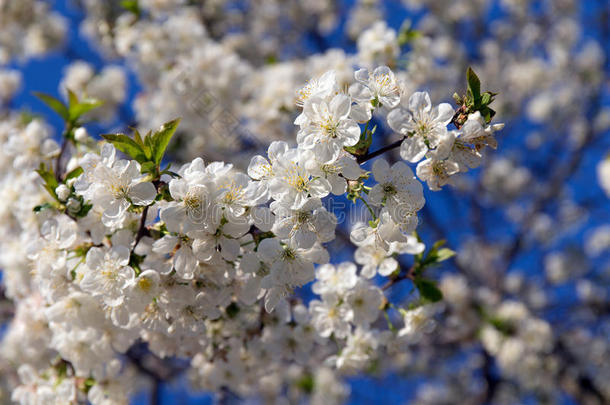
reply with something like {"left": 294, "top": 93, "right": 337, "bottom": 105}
{"left": 222, "top": 182, "right": 244, "bottom": 204}
{"left": 138, "top": 277, "right": 153, "bottom": 293}
{"left": 296, "top": 211, "right": 311, "bottom": 224}
{"left": 281, "top": 247, "right": 297, "bottom": 261}
{"left": 383, "top": 183, "right": 397, "bottom": 195}
{"left": 184, "top": 192, "right": 202, "bottom": 210}
{"left": 321, "top": 118, "right": 339, "bottom": 138}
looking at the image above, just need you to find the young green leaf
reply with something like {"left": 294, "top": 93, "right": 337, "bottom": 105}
{"left": 466, "top": 67, "right": 481, "bottom": 103}
{"left": 33, "top": 92, "right": 69, "bottom": 121}
{"left": 345, "top": 123, "right": 374, "bottom": 156}
{"left": 414, "top": 278, "right": 443, "bottom": 302}
{"left": 101, "top": 133, "right": 148, "bottom": 163}
{"left": 35, "top": 163, "right": 59, "bottom": 200}
{"left": 140, "top": 161, "right": 157, "bottom": 175}
{"left": 64, "top": 166, "right": 84, "bottom": 182}
{"left": 480, "top": 92, "right": 492, "bottom": 106}
{"left": 67, "top": 89, "right": 79, "bottom": 110}
{"left": 397, "top": 20, "right": 420, "bottom": 46}
{"left": 121, "top": 0, "right": 141, "bottom": 17}
{"left": 151, "top": 118, "right": 181, "bottom": 165}
{"left": 33, "top": 202, "right": 54, "bottom": 213}
{"left": 69, "top": 98, "right": 105, "bottom": 122}
{"left": 436, "top": 248, "right": 456, "bottom": 262}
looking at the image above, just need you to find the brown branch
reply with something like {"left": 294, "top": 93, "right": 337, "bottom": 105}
{"left": 133, "top": 205, "right": 150, "bottom": 251}
{"left": 356, "top": 137, "right": 405, "bottom": 164}
{"left": 382, "top": 264, "right": 415, "bottom": 290}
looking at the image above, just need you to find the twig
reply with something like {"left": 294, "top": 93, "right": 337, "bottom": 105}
{"left": 382, "top": 264, "right": 415, "bottom": 290}
{"left": 356, "top": 137, "right": 405, "bottom": 164}
{"left": 133, "top": 205, "right": 150, "bottom": 251}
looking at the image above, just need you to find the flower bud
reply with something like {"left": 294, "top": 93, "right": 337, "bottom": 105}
{"left": 74, "top": 127, "right": 89, "bottom": 143}
{"left": 66, "top": 197, "right": 81, "bottom": 214}
{"left": 55, "top": 184, "right": 70, "bottom": 201}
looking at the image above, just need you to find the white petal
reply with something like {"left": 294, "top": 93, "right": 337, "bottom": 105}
{"left": 378, "top": 257, "right": 398, "bottom": 276}
{"left": 160, "top": 205, "right": 185, "bottom": 233}
{"left": 368, "top": 184, "right": 384, "bottom": 206}
{"left": 329, "top": 93, "right": 352, "bottom": 118}
{"left": 400, "top": 136, "right": 428, "bottom": 163}
{"left": 372, "top": 158, "right": 391, "bottom": 183}
{"left": 340, "top": 121, "right": 362, "bottom": 146}
{"left": 293, "top": 228, "right": 316, "bottom": 249}
{"left": 435, "top": 103, "right": 455, "bottom": 125}
{"left": 350, "top": 102, "right": 372, "bottom": 123}
{"left": 169, "top": 179, "right": 188, "bottom": 200}
{"left": 408, "top": 91, "right": 431, "bottom": 114}
{"left": 387, "top": 108, "right": 411, "bottom": 134}
{"left": 349, "top": 83, "right": 373, "bottom": 103}
{"left": 354, "top": 68, "right": 369, "bottom": 82}
{"left": 174, "top": 246, "right": 196, "bottom": 279}
{"left": 129, "top": 182, "right": 157, "bottom": 206}
{"left": 257, "top": 238, "right": 282, "bottom": 262}
{"left": 339, "top": 156, "right": 363, "bottom": 180}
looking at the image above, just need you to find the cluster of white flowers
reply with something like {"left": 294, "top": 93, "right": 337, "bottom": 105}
{"left": 0, "top": 0, "right": 66, "bottom": 63}
{"left": 389, "top": 93, "right": 503, "bottom": 190}
{"left": 0, "top": 57, "right": 505, "bottom": 403}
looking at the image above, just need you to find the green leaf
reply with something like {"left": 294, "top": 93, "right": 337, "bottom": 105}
{"left": 76, "top": 201, "right": 93, "bottom": 218}
{"left": 414, "top": 278, "right": 443, "bottom": 302}
{"left": 67, "top": 89, "right": 79, "bottom": 109}
{"left": 140, "top": 161, "right": 156, "bottom": 175}
{"left": 480, "top": 92, "right": 491, "bottom": 106}
{"left": 466, "top": 67, "right": 481, "bottom": 103}
{"left": 436, "top": 248, "right": 456, "bottom": 262}
{"left": 35, "top": 163, "right": 59, "bottom": 200}
{"left": 73, "top": 243, "right": 93, "bottom": 258}
{"left": 83, "top": 377, "right": 96, "bottom": 393}
{"left": 295, "top": 374, "right": 314, "bottom": 394}
{"left": 135, "top": 129, "right": 153, "bottom": 159}
{"left": 64, "top": 166, "right": 83, "bottom": 182}
{"left": 397, "top": 20, "right": 420, "bottom": 46}
{"left": 144, "top": 130, "right": 154, "bottom": 158}
{"left": 133, "top": 128, "right": 144, "bottom": 146}
{"left": 101, "top": 133, "right": 148, "bottom": 163}
{"left": 151, "top": 118, "right": 181, "bottom": 165}
{"left": 488, "top": 316, "right": 516, "bottom": 336}
{"left": 33, "top": 92, "right": 69, "bottom": 121}
{"left": 69, "top": 98, "right": 105, "bottom": 122}
{"left": 160, "top": 169, "right": 180, "bottom": 178}
{"left": 33, "top": 202, "right": 54, "bottom": 212}
{"left": 480, "top": 106, "right": 496, "bottom": 124}
{"left": 418, "top": 239, "right": 445, "bottom": 268}
{"left": 121, "top": 0, "right": 141, "bottom": 17}
{"left": 345, "top": 123, "right": 374, "bottom": 156}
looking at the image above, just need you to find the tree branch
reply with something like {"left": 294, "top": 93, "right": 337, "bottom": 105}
{"left": 356, "top": 137, "right": 405, "bottom": 164}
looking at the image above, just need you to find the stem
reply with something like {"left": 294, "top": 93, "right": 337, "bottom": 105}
{"left": 383, "top": 309, "right": 396, "bottom": 331}
{"left": 133, "top": 205, "right": 150, "bottom": 252}
{"left": 382, "top": 265, "right": 415, "bottom": 290}
{"left": 357, "top": 137, "right": 405, "bottom": 164}
{"left": 55, "top": 124, "right": 72, "bottom": 182}
{"left": 151, "top": 378, "right": 162, "bottom": 405}
{"left": 358, "top": 196, "right": 376, "bottom": 220}
{"left": 55, "top": 133, "right": 70, "bottom": 183}
{"left": 133, "top": 179, "right": 162, "bottom": 252}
